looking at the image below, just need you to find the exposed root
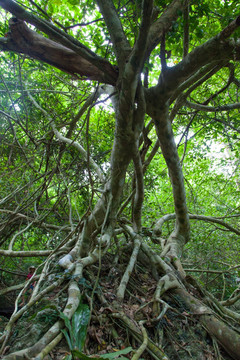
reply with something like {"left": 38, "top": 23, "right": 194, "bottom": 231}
{"left": 2, "top": 239, "right": 240, "bottom": 360}
{"left": 117, "top": 228, "right": 142, "bottom": 300}
{"left": 175, "top": 287, "right": 240, "bottom": 360}
{"left": 111, "top": 311, "right": 169, "bottom": 360}
{"left": 0, "top": 274, "right": 67, "bottom": 353}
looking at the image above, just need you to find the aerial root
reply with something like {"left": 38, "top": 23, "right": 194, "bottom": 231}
{"left": 152, "top": 299, "right": 171, "bottom": 322}
{"left": 3, "top": 279, "right": 81, "bottom": 360}
{"left": 34, "top": 332, "right": 63, "bottom": 360}
{"left": 131, "top": 321, "right": 148, "bottom": 360}
{"left": 175, "top": 287, "right": 240, "bottom": 360}
{"left": 111, "top": 311, "right": 169, "bottom": 360}
{"left": 3, "top": 241, "right": 240, "bottom": 360}
{"left": 117, "top": 231, "right": 142, "bottom": 300}
{"left": 212, "top": 337, "right": 222, "bottom": 360}
{"left": 155, "top": 273, "right": 181, "bottom": 298}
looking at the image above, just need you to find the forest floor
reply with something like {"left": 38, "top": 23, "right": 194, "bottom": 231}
{"left": 0, "top": 255, "right": 238, "bottom": 360}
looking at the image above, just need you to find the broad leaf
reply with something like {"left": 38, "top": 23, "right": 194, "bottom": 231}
{"left": 100, "top": 347, "right": 133, "bottom": 359}
{"left": 71, "top": 303, "right": 90, "bottom": 350}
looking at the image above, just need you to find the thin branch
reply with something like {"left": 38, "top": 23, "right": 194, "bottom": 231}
{"left": 0, "top": 209, "right": 71, "bottom": 231}
{"left": 8, "top": 220, "right": 36, "bottom": 251}
{"left": 143, "top": 140, "right": 160, "bottom": 173}
{"left": 169, "top": 62, "right": 221, "bottom": 105}
{"left": 184, "top": 268, "right": 230, "bottom": 274}
{"left": 26, "top": 90, "right": 105, "bottom": 183}
{"left": 221, "top": 290, "right": 240, "bottom": 306}
{"left": 170, "top": 63, "right": 223, "bottom": 121}
{"left": 183, "top": 0, "right": 189, "bottom": 58}
{"left": 147, "top": 16, "right": 240, "bottom": 106}
{"left": 132, "top": 150, "right": 144, "bottom": 232}
{"left": 130, "top": 0, "right": 154, "bottom": 70}
{"left": 51, "top": 122, "right": 105, "bottom": 183}
{"left": 131, "top": 87, "right": 146, "bottom": 231}
{"left": 65, "top": 86, "right": 104, "bottom": 139}
{"left": 0, "top": 268, "right": 26, "bottom": 278}
{"left": 160, "top": 33, "right": 167, "bottom": 71}
{"left": 65, "top": 18, "right": 103, "bottom": 29}
{"left": 185, "top": 100, "right": 240, "bottom": 113}
{"left": 189, "top": 214, "right": 240, "bottom": 235}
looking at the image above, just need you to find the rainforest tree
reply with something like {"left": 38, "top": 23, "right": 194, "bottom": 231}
{"left": 0, "top": 0, "right": 240, "bottom": 359}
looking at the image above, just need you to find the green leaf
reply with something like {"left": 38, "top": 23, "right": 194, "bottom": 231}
{"left": 100, "top": 347, "right": 133, "bottom": 359}
{"left": 61, "top": 328, "right": 73, "bottom": 351}
{"left": 67, "top": 0, "right": 79, "bottom": 5}
{"left": 59, "top": 312, "right": 72, "bottom": 332}
{"left": 71, "top": 350, "right": 101, "bottom": 360}
{"left": 60, "top": 312, "right": 74, "bottom": 346}
{"left": 72, "top": 303, "right": 90, "bottom": 350}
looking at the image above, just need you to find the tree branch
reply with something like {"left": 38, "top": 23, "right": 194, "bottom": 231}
{"left": 51, "top": 121, "right": 105, "bottom": 183}
{"left": 169, "top": 63, "right": 224, "bottom": 121}
{"left": 0, "top": 209, "right": 71, "bottom": 231}
{"left": 189, "top": 214, "right": 240, "bottom": 235}
{"left": 183, "top": 0, "right": 189, "bottom": 58}
{"left": 146, "top": 15, "right": 240, "bottom": 106}
{"left": 0, "top": 18, "right": 117, "bottom": 85}
{"left": 26, "top": 90, "right": 105, "bottom": 183}
{"left": 0, "top": 249, "right": 51, "bottom": 257}
{"left": 129, "top": 0, "right": 154, "bottom": 74}
{"left": 185, "top": 100, "right": 240, "bottom": 113}
{"left": 96, "top": 0, "right": 131, "bottom": 71}
{"left": 117, "top": 228, "right": 142, "bottom": 301}
{"left": 154, "top": 213, "right": 240, "bottom": 236}
{"left": 0, "top": 0, "right": 118, "bottom": 83}
{"left": 132, "top": 149, "right": 144, "bottom": 232}
{"left": 146, "top": 0, "right": 186, "bottom": 57}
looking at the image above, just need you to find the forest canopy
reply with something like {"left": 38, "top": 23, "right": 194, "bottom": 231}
{"left": 0, "top": 0, "right": 240, "bottom": 359}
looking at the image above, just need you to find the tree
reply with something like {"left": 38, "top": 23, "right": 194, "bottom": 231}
{"left": 0, "top": 0, "right": 240, "bottom": 359}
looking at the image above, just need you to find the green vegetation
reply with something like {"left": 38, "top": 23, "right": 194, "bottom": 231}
{"left": 0, "top": 0, "right": 240, "bottom": 359}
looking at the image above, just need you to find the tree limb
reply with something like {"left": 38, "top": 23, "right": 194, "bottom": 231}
{"left": 185, "top": 100, "right": 240, "bottom": 113}
{"left": 96, "top": 0, "right": 131, "bottom": 71}
{"left": 0, "top": 249, "right": 51, "bottom": 257}
{"left": 153, "top": 106, "right": 190, "bottom": 259}
{"left": 0, "top": 18, "right": 117, "bottom": 84}
{"left": 146, "top": 16, "right": 240, "bottom": 107}
{"left": 154, "top": 213, "right": 240, "bottom": 236}
{"left": 146, "top": 0, "right": 186, "bottom": 57}
{"left": 26, "top": 90, "right": 105, "bottom": 183}
{"left": 183, "top": 0, "right": 189, "bottom": 58}
{"left": 0, "top": 0, "right": 114, "bottom": 68}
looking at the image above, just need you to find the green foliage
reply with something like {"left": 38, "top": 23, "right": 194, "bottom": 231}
{"left": 60, "top": 303, "right": 132, "bottom": 359}
{"left": 60, "top": 302, "right": 90, "bottom": 358}
{"left": 71, "top": 346, "right": 133, "bottom": 360}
